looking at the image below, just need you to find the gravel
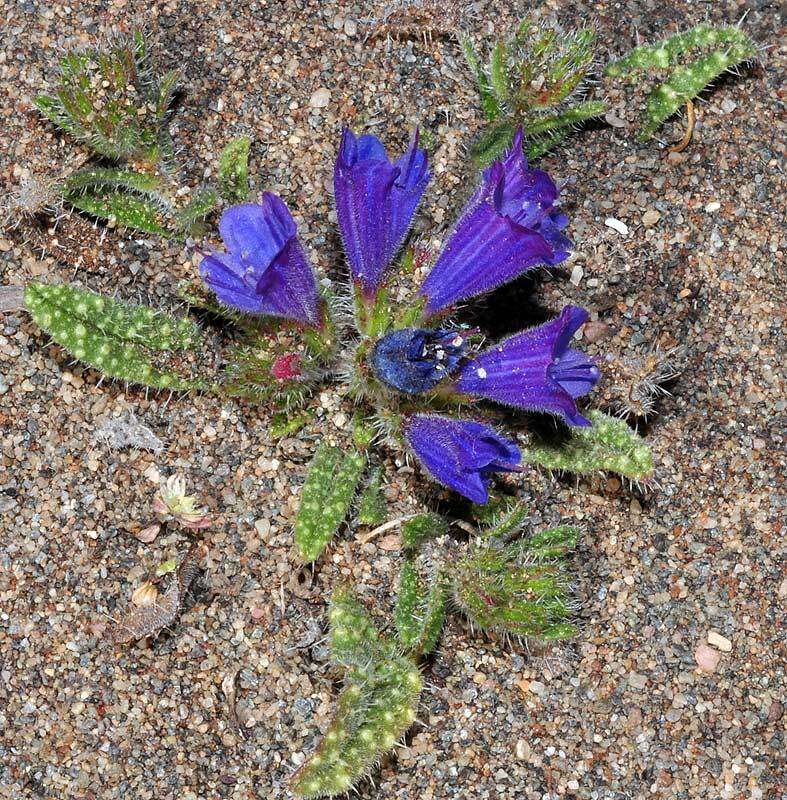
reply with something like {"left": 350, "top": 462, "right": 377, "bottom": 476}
{"left": 1, "top": 1, "right": 784, "bottom": 799}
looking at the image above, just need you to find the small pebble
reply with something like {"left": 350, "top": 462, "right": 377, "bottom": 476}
{"left": 695, "top": 643, "right": 722, "bottom": 673}
{"left": 605, "top": 217, "right": 629, "bottom": 236}
{"left": 309, "top": 87, "right": 331, "bottom": 108}
{"left": 707, "top": 631, "right": 732, "bottom": 652}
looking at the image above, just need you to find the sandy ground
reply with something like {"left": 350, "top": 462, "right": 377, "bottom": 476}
{"left": 1, "top": 1, "right": 785, "bottom": 798}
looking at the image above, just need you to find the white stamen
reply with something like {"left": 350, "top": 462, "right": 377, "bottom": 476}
{"left": 476, "top": 367, "right": 487, "bottom": 379}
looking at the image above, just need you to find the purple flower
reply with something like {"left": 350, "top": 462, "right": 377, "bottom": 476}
{"left": 453, "top": 306, "right": 599, "bottom": 426}
{"left": 371, "top": 327, "right": 467, "bottom": 395}
{"left": 419, "top": 129, "right": 571, "bottom": 315}
{"left": 405, "top": 414, "right": 521, "bottom": 504}
{"left": 334, "top": 128, "right": 429, "bottom": 298}
{"left": 200, "top": 193, "right": 320, "bottom": 326}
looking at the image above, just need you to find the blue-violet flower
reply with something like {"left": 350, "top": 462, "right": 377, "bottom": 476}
{"left": 334, "top": 128, "right": 429, "bottom": 298}
{"left": 405, "top": 414, "right": 521, "bottom": 503}
{"left": 419, "top": 129, "right": 571, "bottom": 315}
{"left": 200, "top": 193, "right": 320, "bottom": 326}
{"left": 371, "top": 328, "right": 467, "bottom": 394}
{"left": 454, "top": 305, "right": 599, "bottom": 426}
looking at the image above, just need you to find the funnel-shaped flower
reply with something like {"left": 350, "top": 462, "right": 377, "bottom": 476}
{"left": 454, "top": 306, "right": 599, "bottom": 426}
{"left": 334, "top": 128, "right": 429, "bottom": 297}
{"left": 405, "top": 415, "right": 521, "bottom": 503}
{"left": 420, "top": 130, "right": 571, "bottom": 315}
{"left": 200, "top": 193, "right": 320, "bottom": 326}
{"left": 371, "top": 327, "right": 467, "bottom": 394}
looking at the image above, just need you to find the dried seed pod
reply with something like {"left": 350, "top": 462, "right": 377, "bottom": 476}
{"left": 113, "top": 543, "right": 206, "bottom": 643}
{"left": 597, "top": 346, "right": 684, "bottom": 419}
{"left": 367, "top": 0, "right": 463, "bottom": 41}
{"left": 115, "top": 580, "right": 179, "bottom": 644}
{"left": 131, "top": 581, "right": 159, "bottom": 607}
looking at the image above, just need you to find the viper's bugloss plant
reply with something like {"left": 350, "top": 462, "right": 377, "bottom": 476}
{"left": 193, "top": 128, "right": 618, "bottom": 524}
{"left": 460, "top": 18, "right": 757, "bottom": 161}
{"left": 461, "top": 17, "right": 605, "bottom": 166}
{"left": 603, "top": 23, "right": 757, "bottom": 142}
{"left": 14, "top": 127, "right": 652, "bottom": 563}
{"left": 294, "top": 503, "right": 579, "bottom": 797}
{"left": 31, "top": 30, "right": 252, "bottom": 237}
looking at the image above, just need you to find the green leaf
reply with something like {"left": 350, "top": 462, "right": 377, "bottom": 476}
{"left": 351, "top": 414, "right": 377, "bottom": 451}
{"left": 521, "top": 410, "right": 654, "bottom": 479}
{"left": 459, "top": 34, "right": 501, "bottom": 121}
{"left": 640, "top": 42, "right": 755, "bottom": 140}
{"left": 525, "top": 525, "right": 580, "bottom": 560}
{"left": 66, "top": 187, "right": 172, "bottom": 236}
{"left": 468, "top": 119, "right": 517, "bottom": 168}
{"left": 270, "top": 410, "right": 313, "bottom": 439}
{"left": 605, "top": 24, "right": 753, "bottom": 77}
{"left": 156, "top": 558, "right": 177, "bottom": 576}
{"left": 64, "top": 167, "right": 167, "bottom": 199}
{"left": 328, "top": 586, "right": 385, "bottom": 669}
{"left": 37, "top": 30, "right": 177, "bottom": 165}
{"left": 524, "top": 100, "right": 606, "bottom": 137}
{"left": 293, "top": 586, "right": 422, "bottom": 799}
{"left": 395, "top": 559, "right": 447, "bottom": 657}
{"left": 218, "top": 136, "right": 251, "bottom": 202}
{"left": 477, "top": 500, "right": 529, "bottom": 541}
{"left": 450, "top": 528, "right": 578, "bottom": 640}
{"left": 24, "top": 282, "right": 203, "bottom": 390}
{"left": 353, "top": 283, "right": 394, "bottom": 339}
{"left": 489, "top": 40, "right": 509, "bottom": 105}
{"left": 357, "top": 467, "right": 387, "bottom": 526}
{"left": 603, "top": 24, "right": 756, "bottom": 141}
{"left": 155, "top": 69, "right": 181, "bottom": 120}
{"left": 401, "top": 513, "right": 447, "bottom": 550}
{"left": 294, "top": 444, "right": 366, "bottom": 562}
{"left": 175, "top": 187, "right": 218, "bottom": 233}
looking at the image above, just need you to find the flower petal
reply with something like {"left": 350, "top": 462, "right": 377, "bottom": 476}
{"left": 491, "top": 131, "right": 559, "bottom": 227}
{"left": 255, "top": 236, "right": 320, "bottom": 325}
{"left": 548, "top": 348, "right": 600, "bottom": 399}
{"left": 405, "top": 414, "right": 520, "bottom": 503}
{"left": 334, "top": 155, "right": 398, "bottom": 290}
{"left": 388, "top": 130, "right": 430, "bottom": 260}
{"left": 200, "top": 252, "right": 267, "bottom": 314}
{"left": 219, "top": 196, "right": 294, "bottom": 269}
{"left": 200, "top": 193, "right": 319, "bottom": 324}
{"left": 355, "top": 133, "right": 389, "bottom": 162}
{"left": 334, "top": 128, "right": 429, "bottom": 296}
{"left": 420, "top": 202, "right": 554, "bottom": 314}
{"left": 454, "top": 306, "right": 598, "bottom": 426}
{"left": 420, "top": 129, "right": 571, "bottom": 314}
